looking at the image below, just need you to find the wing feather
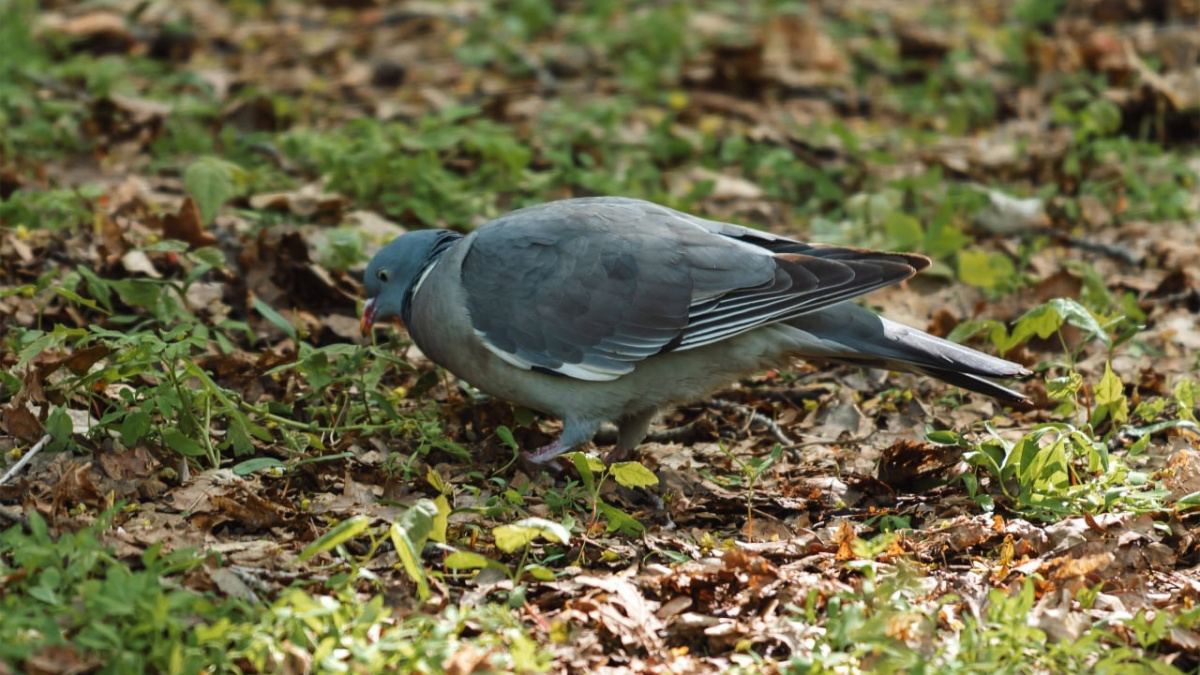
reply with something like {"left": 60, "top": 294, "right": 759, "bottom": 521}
{"left": 459, "top": 197, "right": 927, "bottom": 380}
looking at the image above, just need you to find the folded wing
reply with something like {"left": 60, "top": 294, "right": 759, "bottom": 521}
{"left": 459, "top": 197, "right": 930, "bottom": 381}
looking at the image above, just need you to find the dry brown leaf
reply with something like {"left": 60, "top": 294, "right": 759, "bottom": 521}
{"left": 2, "top": 404, "right": 43, "bottom": 441}
{"left": 833, "top": 519, "right": 857, "bottom": 562}
{"left": 207, "top": 489, "right": 289, "bottom": 533}
{"left": 158, "top": 196, "right": 217, "bottom": 249}
{"left": 24, "top": 644, "right": 102, "bottom": 675}
{"left": 443, "top": 645, "right": 497, "bottom": 675}
{"left": 52, "top": 462, "right": 106, "bottom": 513}
{"left": 62, "top": 345, "right": 111, "bottom": 376}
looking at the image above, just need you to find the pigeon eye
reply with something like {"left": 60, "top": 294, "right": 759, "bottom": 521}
{"left": 377, "top": 269, "right": 390, "bottom": 283}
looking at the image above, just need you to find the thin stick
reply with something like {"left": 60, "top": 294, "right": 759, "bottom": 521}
{"left": 0, "top": 434, "right": 53, "bottom": 487}
{"left": 708, "top": 399, "right": 794, "bottom": 446}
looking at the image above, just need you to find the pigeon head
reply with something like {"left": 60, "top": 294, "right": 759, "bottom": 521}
{"left": 361, "top": 229, "right": 462, "bottom": 335}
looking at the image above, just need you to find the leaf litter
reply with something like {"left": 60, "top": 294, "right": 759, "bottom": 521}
{"left": 2, "top": 0, "right": 1200, "bottom": 672}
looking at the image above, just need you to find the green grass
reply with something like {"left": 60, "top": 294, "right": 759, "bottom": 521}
{"left": 3, "top": 513, "right": 1187, "bottom": 674}
{"left": 3, "top": 0, "right": 1200, "bottom": 672}
{"left": 0, "top": 513, "right": 550, "bottom": 675}
{"left": 785, "top": 568, "right": 1185, "bottom": 675}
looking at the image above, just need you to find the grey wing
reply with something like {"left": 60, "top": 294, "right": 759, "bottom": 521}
{"left": 677, "top": 246, "right": 928, "bottom": 350}
{"left": 669, "top": 207, "right": 931, "bottom": 349}
{"left": 459, "top": 199, "right": 775, "bottom": 380}
{"left": 460, "top": 197, "right": 928, "bottom": 381}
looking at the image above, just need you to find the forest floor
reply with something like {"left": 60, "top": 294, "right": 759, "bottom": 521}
{"left": 3, "top": 0, "right": 1200, "bottom": 673}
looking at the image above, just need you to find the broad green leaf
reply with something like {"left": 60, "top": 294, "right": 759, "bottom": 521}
{"left": 444, "top": 551, "right": 491, "bottom": 569}
{"left": 189, "top": 246, "right": 227, "bottom": 269}
{"left": 107, "top": 278, "right": 165, "bottom": 311}
{"left": 231, "top": 457, "right": 286, "bottom": 475}
{"left": 298, "top": 514, "right": 370, "bottom": 563}
{"left": 493, "top": 525, "right": 537, "bottom": 553}
{"left": 567, "top": 452, "right": 599, "bottom": 494}
{"left": 1133, "top": 398, "right": 1169, "bottom": 423}
{"left": 845, "top": 189, "right": 901, "bottom": 221}
{"left": 926, "top": 429, "right": 965, "bottom": 446}
{"left": 523, "top": 564, "right": 556, "bottom": 581}
{"left": 1045, "top": 372, "right": 1083, "bottom": 401}
{"left": 390, "top": 499, "right": 440, "bottom": 601}
{"left": 510, "top": 516, "right": 571, "bottom": 544}
{"left": 963, "top": 445, "right": 1004, "bottom": 480}
{"left": 1009, "top": 302, "right": 1064, "bottom": 349}
{"left": 119, "top": 411, "right": 151, "bottom": 446}
{"left": 1082, "top": 99, "right": 1122, "bottom": 138}
{"left": 301, "top": 351, "right": 332, "bottom": 391}
{"left": 1175, "top": 491, "right": 1200, "bottom": 510}
{"left": 973, "top": 492, "right": 995, "bottom": 512}
{"left": 496, "top": 425, "right": 518, "bottom": 451}
{"left": 493, "top": 517, "right": 571, "bottom": 553}
{"left": 610, "top": 461, "right": 659, "bottom": 488}
{"left": 946, "top": 318, "right": 1009, "bottom": 353}
{"left": 249, "top": 421, "right": 273, "bottom": 443}
{"left": 51, "top": 286, "right": 107, "bottom": 313}
{"left": 183, "top": 157, "right": 239, "bottom": 224}
{"left": 318, "top": 228, "right": 365, "bottom": 270}
{"left": 597, "top": 500, "right": 645, "bottom": 536}
{"left": 507, "top": 583, "right": 527, "bottom": 608}
{"left": 45, "top": 406, "right": 74, "bottom": 451}
{"left": 1049, "top": 297, "right": 1109, "bottom": 346}
{"left": 513, "top": 407, "right": 536, "bottom": 427}
{"left": 883, "top": 211, "right": 923, "bottom": 251}
{"left": 923, "top": 219, "right": 972, "bottom": 259}
{"left": 18, "top": 327, "right": 85, "bottom": 368}
{"left": 750, "top": 444, "right": 785, "bottom": 475}
{"left": 1092, "top": 362, "right": 1128, "bottom": 425}
{"left": 226, "top": 410, "right": 255, "bottom": 455}
{"left": 76, "top": 267, "right": 113, "bottom": 310}
{"left": 430, "top": 494, "right": 450, "bottom": 544}
{"left": 396, "top": 499, "right": 439, "bottom": 550}
{"left": 161, "top": 428, "right": 206, "bottom": 457}
{"left": 958, "top": 249, "right": 1014, "bottom": 292}
{"left": 1175, "top": 379, "right": 1199, "bottom": 410}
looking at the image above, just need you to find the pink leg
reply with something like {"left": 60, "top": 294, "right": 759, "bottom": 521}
{"left": 525, "top": 439, "right": 565, "bottom": 464}
{"left": 519, "top": 439, "right": 567, "bottom": 476}
{"left": 516, "top": 419, "right": 602, "bottom": 475}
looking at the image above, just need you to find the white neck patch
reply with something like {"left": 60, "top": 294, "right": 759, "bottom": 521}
{"left": 411, "top": 257, "right": 441, "bottom": 299}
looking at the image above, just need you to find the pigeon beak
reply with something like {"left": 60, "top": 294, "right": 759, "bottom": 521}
{"left": 360, "top": 298, "right": 377, "bottom": 336}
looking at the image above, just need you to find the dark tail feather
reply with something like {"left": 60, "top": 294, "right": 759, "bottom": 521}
{"left": 833, "top": 355, "right": 1031, "bottom": 405}
{"left": 789, "top": 305, "right": 1031, "bottom": 405}
{"left": 912, "top": 364, "right": 1031, "bottom": 405}
{"left": 871, "top": 326, "right": 1033, "bottom": 405}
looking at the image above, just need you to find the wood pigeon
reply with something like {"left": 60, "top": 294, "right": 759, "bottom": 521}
{"left": 361, "top": 197, "right": 1028, "bottom": 465}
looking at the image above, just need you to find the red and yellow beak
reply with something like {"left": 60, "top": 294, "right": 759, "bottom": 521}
{"left": 360, "top": 298, "right": 378, "bottom": 336}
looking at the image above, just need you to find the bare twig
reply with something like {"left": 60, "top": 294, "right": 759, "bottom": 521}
{"left": 0, "top": 434, "right": 53, "bottom": 487}
{"left": 597, "top": 399, "right": 795, "bottom": 447}
{"left": 708, "top": 398, "right": 794, "bottom": 446}
{"left": 230, "top": 564, "right": 327, "bottom": 589}
{"left": 595, "top": 421, "right": 701, "bottom": 445}
{"left": 1052, "top": 229, "right": 1143, "bottom": 267}
{"left": 643, "top": 422, "right": 701, "bottom": 444}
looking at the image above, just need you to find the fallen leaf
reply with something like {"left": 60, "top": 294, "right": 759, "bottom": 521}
{"left": 2, "top": 404, "right": 43, "bottom": 441}
{"left": 158, "top": 196, "right": 217, "bottom": 249}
